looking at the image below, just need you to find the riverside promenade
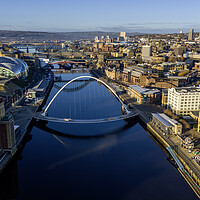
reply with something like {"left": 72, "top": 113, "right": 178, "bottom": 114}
{"left": 0, "top": 73, "right": 54, "bottom": 173}
{"left": 90, "top": 69, "right": 200, "bottom": 198}
{"left": 120, "top": 92, "right": 200, "bottom": 198}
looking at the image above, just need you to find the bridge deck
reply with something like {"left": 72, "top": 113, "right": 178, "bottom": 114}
{"left": 34, "top": 112, "right": 138, "bottom": 124}
{"left": 54, "top": 79, "right": 95, "bottom": 82}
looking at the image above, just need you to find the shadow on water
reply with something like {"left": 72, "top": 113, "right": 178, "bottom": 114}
{"left": 137, "top": 118, "right": 178, "bottom": 169}
{"left": 0, "top": 161, "right": 18, "bottom": 200}
{"left": 0, "top": 122, "right": 34, "bottom": 200}
{"left": 34, "top": 117, "right": 137, "bottom": 139}
{"left": 34, "top": 116, "right": 179, "bottom": 170}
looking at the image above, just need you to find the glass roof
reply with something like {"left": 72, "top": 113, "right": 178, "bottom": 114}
{"left": 0, "top": 56, "right": 28, "bottom": 76}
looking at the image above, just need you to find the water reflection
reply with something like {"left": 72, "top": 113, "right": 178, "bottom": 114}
{"left": 0, "top": 129, "right": 33, "bottom": 200}
{"left": 34, "top": 118, "right": 137, "bottom": 138}
{"left": 0, "top": 161, "right": 19, "bottom": 200}
{"left": 0, "top": 71, "right": 198, "bottom": 200}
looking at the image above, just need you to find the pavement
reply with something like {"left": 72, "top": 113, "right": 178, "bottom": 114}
{"left": 83, "top": 70, "right": 200, "bottom": 181}
{"left": 102, "top": 77, "right": 200, "bottom": 190}
{"left": 11, "top": 104, "right": 38, "bottom": 130}
{"left": 150, "top": 121, "right": 200, "bottom": 177}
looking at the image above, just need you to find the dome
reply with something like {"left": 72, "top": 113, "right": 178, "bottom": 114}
{"left": 0, "top": 56, "right": 28, "bottom": 78}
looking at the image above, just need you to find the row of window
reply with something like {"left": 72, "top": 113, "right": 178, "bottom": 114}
{"left": 180, "top": 107, "right": 199, "bottom": 110}
{"left": 168, "top": 100, "right": 200, "bottom": 104}
{"left": 169, "top": 97, "right": 200, "bottom": 100}
{"left": 169, "top": 103, "right": 200, "bottom": 109}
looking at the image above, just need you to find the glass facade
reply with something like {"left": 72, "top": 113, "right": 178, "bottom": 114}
{"left": 0, "top": 67, "right": 17, "bottom": 78}
{"left": 0, "top": 57, "right": 28, "bottom": 79}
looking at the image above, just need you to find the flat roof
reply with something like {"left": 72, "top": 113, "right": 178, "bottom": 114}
{"left": 129, "top": 85, "right": 146, "bottom": 94}
{"left": 152, "top": 113, "right": 174, "bottom": 127}
{"left": 159, "top": 113, "right": 180, "bottom": 126}
{"left": 129, "top": 85, "right": 160, "bottom": 95}
{"left": 172, "top": 87, "right": 200, "bottom": 93}
{"left": 167, "top": 76, "right": 188, "bottom": 80}
{"left": 132, "top": 71, "right": 141, "bottom": 77}
{"left": 33, "top": 79, "right": 49, "bottom": 90}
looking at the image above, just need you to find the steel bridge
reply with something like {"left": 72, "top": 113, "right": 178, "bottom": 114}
{"left": 34, "top": 76, "right": 137, "bottom": 123}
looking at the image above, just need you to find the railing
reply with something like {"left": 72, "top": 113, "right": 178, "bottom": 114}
{"left": 35, "top": 112, "right": 138, "bottom": 124}
{"left": 166, "top": 146, "right": 184, "bottom": 171}
{"left": 167, "top": 146, "right": 200, "bottom": 194}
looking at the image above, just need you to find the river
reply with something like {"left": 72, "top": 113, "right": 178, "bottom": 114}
{"left": 0, "top": 71, "right": 198, "bottom": 200}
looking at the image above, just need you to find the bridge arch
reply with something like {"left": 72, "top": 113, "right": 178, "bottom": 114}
{"left": 43, "top": 75, "right": 129, "bottom": 115}
{"left": 53, "top": 80, "right": 90, "bottom": 93}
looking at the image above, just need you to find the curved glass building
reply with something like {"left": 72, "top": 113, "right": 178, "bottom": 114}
{"left": 0, "top": 57, "right": 28, "bottom": 79}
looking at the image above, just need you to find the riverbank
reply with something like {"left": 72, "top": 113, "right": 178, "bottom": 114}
{"left": 90, "top": 69, "right": 200, "bottom": 198}
{"left": 147, "top": 122, "right": 200, "bottom": 198}
{"left": 0, "top": 72, "right": 54, "bottom": 174}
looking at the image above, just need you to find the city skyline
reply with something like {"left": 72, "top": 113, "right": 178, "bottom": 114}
{"left": 1, "top": 9, "right": 200, "bottom": 198}
{"left": 0, "top": 0, "right": 200, "bottom": 33}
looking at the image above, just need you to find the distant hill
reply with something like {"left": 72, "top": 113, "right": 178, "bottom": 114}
{"left": 0, "top": 30, "right": 140, "bottom": 42}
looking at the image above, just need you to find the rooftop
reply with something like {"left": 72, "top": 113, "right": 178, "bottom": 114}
{"left": 152, "top": 113, "right": 180, "bottom": 127}
{"left": 129, "top": 85, "right": 160, "bottom": 95}
{"left": 171, "top": 87, "right": 200, "bottom": 93}
{"left": 152, "top": 113, "right": 173, "bottom": 127}
{"left": 0, "top": 56, "right": 28, "bottom": 76}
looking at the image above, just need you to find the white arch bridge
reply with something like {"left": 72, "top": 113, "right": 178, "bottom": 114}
{"left": 34, "top": 76, "right": 138, "bottom": 123}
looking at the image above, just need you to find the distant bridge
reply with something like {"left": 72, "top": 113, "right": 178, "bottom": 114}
{"left": 50, "top": 60, "right": 87, "bottom": 65}
{"left": 34, "top": 76, "right": 137, "bottom": 124}
{"left": 10, "top": 43, "right": 68, "bottom": 51}
{"left": 53, "top": 80, "right": 90, "bottom": 92}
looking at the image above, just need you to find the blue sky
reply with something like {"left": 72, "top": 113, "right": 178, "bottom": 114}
{"left": 0, "top": 0, "right": 200, "bottom": 33}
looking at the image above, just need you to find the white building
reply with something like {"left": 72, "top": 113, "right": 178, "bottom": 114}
{"left": 167, "top": 87, "right": 200, "bottom": 115}
{"left": 94, "top": 36, "right": 99, "bottom": 42}
{"left": 142, "top": 45, "right": 152, "bottom": 57}
{"left": 106, "top": 35, "right": 110, "bottom": 40}
{"left": 118, "top": 32, "right": 127, "bottom": 42}
{"left": 120, "top": 32, "right": 126, "bottom": 38}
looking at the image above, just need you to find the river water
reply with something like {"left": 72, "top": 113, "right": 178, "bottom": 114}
{"left": 0, "top": 71, "right": 198, "bottom": 200}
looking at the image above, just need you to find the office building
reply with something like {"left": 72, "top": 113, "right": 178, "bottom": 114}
{"left": 188, "top": 29, "right": 194, "bottom": 41}
{"left": 142, "top": 45, "right": 152, "bottom": 57}
{"left": 118, "top": 32, "right": 127, "bottom": 42}
{"left": 167, "top": 87, "right": 200, "bottom": 115}
{"left": 120, "top": 32, "right": 126, "bottom": 38}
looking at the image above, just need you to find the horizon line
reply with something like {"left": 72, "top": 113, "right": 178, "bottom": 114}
{"left": 0, "top": 29, "right": 198, "bottom": 35}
